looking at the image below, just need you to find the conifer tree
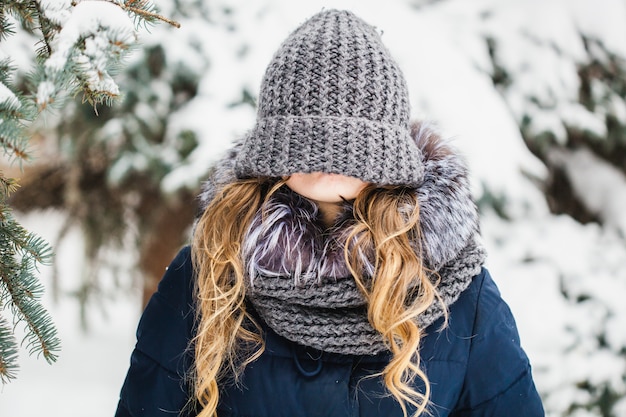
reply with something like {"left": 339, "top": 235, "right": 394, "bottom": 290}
{"left": 0, "top": 0, "right": 177, "bottom": 383}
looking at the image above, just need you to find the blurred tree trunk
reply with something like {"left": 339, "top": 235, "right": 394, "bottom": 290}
{"left": 137, "top": 190, "right": 195, "bottom": 306}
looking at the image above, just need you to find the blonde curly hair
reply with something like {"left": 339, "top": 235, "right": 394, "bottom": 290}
{"left": 191, "top": 178, "right": 443, "bottom": 417}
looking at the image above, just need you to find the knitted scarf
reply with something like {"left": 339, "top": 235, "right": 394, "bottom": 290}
{"left": 199, "top": 121, "right": 487, "bottom": 356}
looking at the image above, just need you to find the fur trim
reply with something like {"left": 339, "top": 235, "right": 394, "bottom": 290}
{"left": 411, "top": 122, "right": 479, "bottom": 269}
{"left": 198, "top": 142, "right": 240, "bottom": 209}
{"left": 242, "top": 189, "right": 374, "bottom": 287}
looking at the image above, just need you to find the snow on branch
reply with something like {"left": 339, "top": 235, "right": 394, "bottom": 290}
{"left": 35, "top": 0, "right": 179, "bottom": 110}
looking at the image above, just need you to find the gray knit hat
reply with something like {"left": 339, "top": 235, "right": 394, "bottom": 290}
{"left": 235, "top": 9, "right": 424, "bottom": 186}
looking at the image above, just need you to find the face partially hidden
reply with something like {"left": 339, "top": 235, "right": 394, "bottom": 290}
{"left": 285, "top": 172, "right": 369, "bottom": 204}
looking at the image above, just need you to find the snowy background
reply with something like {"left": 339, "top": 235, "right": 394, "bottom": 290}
{"left": 2, "top": 0, "right": 626, "bottom": 416}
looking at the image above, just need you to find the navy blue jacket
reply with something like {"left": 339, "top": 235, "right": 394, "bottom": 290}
{"left": 115, "top": 247, "right": 544, "bottom": 416}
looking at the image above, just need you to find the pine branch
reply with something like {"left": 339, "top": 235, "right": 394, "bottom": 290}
{"left": 0, "top": 314, "right": 19, "bottom": 383}
{"left": 0, "top": 6, "right": 16, "bottom": 41}
{"left": 0, "top": 54, "right": 58, "bottom": 379}
{"left": 0, "top": 0, "right": 179, "bottom": 383}
{"left": 0, "top": 60, "right": 36, "bottom": 164}
{"left": 118, "top": 0, "right": 181, "bottom": 28}
{"left": 0, "top": 207, "right": 58, "bottom": 377}
{"left": 2, "top": 0, "right": 40, "bottom": 35}
{"left": 0, "top": 176, "right": 20, "bottom": 202}
{"left": 31, "top": 0, "right": 61, "bottom": 59}
{"left": 0, "top": 134, "right": 30, "bottom": 163}
{"left": 13, "top": 292, "right": 59, "bottom": 361}
{"left": 1, "top": 186, "right": 65, "bottom": 376}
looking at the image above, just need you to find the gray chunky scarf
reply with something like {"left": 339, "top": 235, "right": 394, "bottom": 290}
{"left": 199, "top": 122, "right": 487, "bottom": 356}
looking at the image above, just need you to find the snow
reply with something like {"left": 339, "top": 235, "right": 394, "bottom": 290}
{"left": 548, "top": 147, "right": 626, "bottom": 235}
{"left": 559, "top": 103, "right": 607, "bottom": 138}
{"left": 2, "top": 0, "right": 626, "bottom": 416}
{"left": 35, "top": 81, "right": 56, "bottom": 109}
{"left": 570, "top": 0, "right": 626, "bottom": 58}
{"left": 38, "top": 0, "right": 73, "bottom": 26}
{"left": 0, "top": 15, "right": 38, "bottom": 75}
{"left": 45, "top": 2, "right": 135, "bottom": 72}
{"left": 0, "top": 82, "right": 20, "bottom": 110}
{"left": 470, "top": 0, "right": 622, "bottom": 154}
{"left": 161, "top": 97, "right": 254, "bottom": 193}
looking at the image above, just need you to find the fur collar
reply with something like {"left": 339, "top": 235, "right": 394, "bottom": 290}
{"left": 241, "top": 188, "right": 370, "bottom": 286}
{"left": 198, "top": 121, "right": 481, "bottom": 273}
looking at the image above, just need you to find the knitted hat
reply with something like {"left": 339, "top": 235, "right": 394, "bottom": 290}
{"left": 235, "top": 9, "right": 424, "bottom": 186}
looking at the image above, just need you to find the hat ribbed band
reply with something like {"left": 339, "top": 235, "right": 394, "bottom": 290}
{"left": 235, "top": 115, "right": 424, "bottom": 186}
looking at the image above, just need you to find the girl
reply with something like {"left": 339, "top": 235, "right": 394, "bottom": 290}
{"left": 115, "top": 9, "right": 544, "bottom": 417}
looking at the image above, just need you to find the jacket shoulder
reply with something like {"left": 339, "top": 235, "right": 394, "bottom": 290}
{"left": 452, "top": 268, "right": 544, "bottom": 416}
{"left": 150, "top": 245, "right": 195, "bottom": 316}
